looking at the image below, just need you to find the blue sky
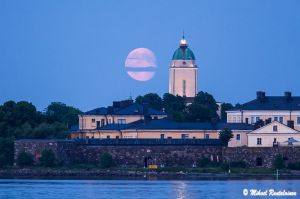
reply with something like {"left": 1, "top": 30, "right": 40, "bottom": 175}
{"left": 0, "top": 0, "right": 300, "bottom": 111}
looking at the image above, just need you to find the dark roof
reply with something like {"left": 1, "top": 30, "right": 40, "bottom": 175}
{"left": 83, "top": 103, "right": 166, "bottom": 116}
{"left": 125, "top": 119, "right": 254, "bottom": 131}
{"left": 230, "top": 96, "right": 300, "bottom": 111}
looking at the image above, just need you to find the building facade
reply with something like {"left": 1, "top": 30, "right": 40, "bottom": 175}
{"left": 169, "top": 36, "right": 198, "bottom": 97}
{"left": 227, "top": 91, "right": 300, "bottom": 131}
{"left": 77, "top": 100, "right": 167, "bottom": 130}
{"left": 247, "top": 121, "right": 300, "bottom": 147}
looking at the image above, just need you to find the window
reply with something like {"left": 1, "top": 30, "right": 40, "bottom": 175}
{"left": 92, "top": 119, "right": 95, "bottom": 123}
{"left": 182, "top": 80, "right": 186, "bottom": 96}
{"left": 160, "top": 134, "right": 165, "bottom": 139}
{"left": 108, "top": 119, "right": 112, "bottom": 124}
{"left": 251, "top": 117, "right": 255, "bottom": 124}
{"left": 256, "top": 117, "right": 260, "bottom": 122}
{"left": 236, "top": 134, "right": 240, "bottom": 141}
{"left": 205, "top": 134, "right": 210, "bottom": 139}
{"left": 273, "top": 125, "right": 278, "bottom": 132}
{"left": 257, "top": 138, "right": 262, "bottom": 145}
{"left": 297, "top": 117, "right": 300, "bottom": 125}
{"left": 106, "top": 135, "right": 110, "bottom": 139}
{"left": 181, "top": 134, "right": 189, "bottom": 139}
{"left": 233, "top": 116, "right": 236, "bottom": 122}
{"left": 274, "top": 116, "right": 283, "bottom": 123}
{"left": 117, "top": 119, "right": 126, "bottom": 124}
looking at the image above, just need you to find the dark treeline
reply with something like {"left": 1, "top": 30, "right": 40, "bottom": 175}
{"left": 0, "top": 101, "right": 81, "bottom": 139}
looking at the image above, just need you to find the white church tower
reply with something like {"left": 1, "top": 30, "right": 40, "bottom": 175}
{"left": 169, "top": 36, "right": 198, "bottom": 98}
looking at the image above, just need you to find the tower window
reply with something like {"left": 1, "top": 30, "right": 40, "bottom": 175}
{"left": 182, "top": 80, "right": 186, "bottom": 96}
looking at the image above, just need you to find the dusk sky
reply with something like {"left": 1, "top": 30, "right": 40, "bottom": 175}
{"left": 1, "top": 0, "right": 300, "bottom": 111}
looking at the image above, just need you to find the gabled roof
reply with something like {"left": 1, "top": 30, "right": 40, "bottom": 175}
{"left": 229, "top": 96, "right": 300, "bottom": 111}
{"left": 82, "top": 103, "right": 166, "bottom": 116}
{"left": 248, "top": 121, "right": 300, "bottom": 134}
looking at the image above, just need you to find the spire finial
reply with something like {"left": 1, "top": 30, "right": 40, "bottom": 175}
{"left": 180, "top": 30, "right": 187, "bottom": 47}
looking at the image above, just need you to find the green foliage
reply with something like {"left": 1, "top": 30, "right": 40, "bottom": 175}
{"left": 0, "top": 100, "right": 81, "bottom": 139}
{"left": 197, "top": 157, "right": 210, "bottom": 167}
{"left": 45, "top": 102, "right": 82, "bottom": 127}
{"left": 230, "top": 161, "right": 247, "bottom": 168}
{"left": 99, "top": 153, "right": 115, "bottom": 168}
{"left": 33, "top": 122, "right": 68, "bottom": 139}
{"left": 221, "top": 103, "right": 234, "bottom": 120}
{"left": 273, "top": 155, "right": 285, "bottom": 169}
{"left": 135, "top": 93, "right": 163, "bottom": 110}
{"left": 162, "top": 93, "right": 185, "bottom": 112}
{"left": 221, "top": 163, "right": 230, "bottom": 170}
{"left": 219, "top": 128, "right": 233, "bottom": 146}
{"left": 17, "top": 151, "right": 34, "bottom": 167}
{"left": 39, "top": 149, "right": 56, "bottom": 167}
{"left": 287, "top": 162, "right": 300, "bottom": 170}
{"left": 0, "top": 138, "right": 14, "bottom": 167}
{"left": 183, "top": 92, "right": 218, "bottom": 122}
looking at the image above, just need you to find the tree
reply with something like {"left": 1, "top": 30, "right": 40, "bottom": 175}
{"left": 221, "top": 103, "right": 234, "bottom": 120}
{"left": 135, "top": 93, "right": 163, "bottom": 110}
{"left": 99, "top": 153, "right": 115, "bottom": 168}
{"left": 162, "top": 93, "right": 185, "bottom": 113}
{"left": 0, "top": 138, "right": 14, "bottom": 167}
{"left": 185, "top": 92, "right": 218, "bottom": 122}
{"left": 39, "top": 149, "right": 56, "bottom": 167}
{"left": 17, "top": 151, "right": 34, "bottom": 167}
{"left": 274, "top": 154, "right": 285, "bottom": 169}
{"left": 219, "top": 128, "right": 233, "bottom": 146}
{"left": 45, "top": 102, "right": 82, "bottom": 127}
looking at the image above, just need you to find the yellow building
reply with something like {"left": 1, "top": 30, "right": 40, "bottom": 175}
{"left": 71, "top": 118, "right": 254, "bottom": 141}
{"left": 78, "top": 99, "right": 167, "bottom": 130}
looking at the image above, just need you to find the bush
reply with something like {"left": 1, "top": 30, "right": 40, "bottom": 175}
{"left": 273, "top": 155, "right": 285, "bottom": 169}
{"left": 17, "top": 151, "right": 34, "bottom": 167}
{"left": 230, "top": 161, "right": 247, "bottom": 168}
{"left": 197, "top": 157, "right": 210, "bottom": 167}
{"left": 287, "top": 162, "right": 300, "bottom": 170}
{"left": 39, "top": 149, "right": 56, "bottom": 167}
{"left": 0, "top": 138, "right": 14, "bottom": 167}
{"left": 221, "top": 163, "right": 230, "bottom": 170}
{"left": 99, "top": 153, "right": 115, "bottom": 168}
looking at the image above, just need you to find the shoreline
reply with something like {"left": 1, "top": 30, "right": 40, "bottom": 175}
{"left": 1, "top": 168, "right": 300, "bottom": 180}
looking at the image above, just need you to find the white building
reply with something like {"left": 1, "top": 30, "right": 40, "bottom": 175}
{"left": 169, "top": 36, "right": 198, "bottom": 98}
{"left": 247, "top": 121, "right": 300, "bottom": 147}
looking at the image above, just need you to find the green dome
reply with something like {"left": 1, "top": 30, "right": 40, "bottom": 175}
{"left": 172, "top": 47, "right": 195, "bottom": 60}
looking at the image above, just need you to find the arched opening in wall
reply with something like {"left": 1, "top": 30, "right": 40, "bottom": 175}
{"left": 144, "top": 156, "right": 152, "bottom": 168}
{"left": 256, "top": 157, "right": 263, "bottom": 167}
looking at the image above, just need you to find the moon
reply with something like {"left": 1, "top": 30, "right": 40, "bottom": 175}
{"left": 125, "top": 48, "right": 157, "bottom": 81}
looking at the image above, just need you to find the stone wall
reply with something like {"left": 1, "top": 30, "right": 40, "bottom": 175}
{"left": 223, "top": 147, "right": 300, "bottom": 168}
{"left": 14, "top": 140, "right": 300, "bottom": 168}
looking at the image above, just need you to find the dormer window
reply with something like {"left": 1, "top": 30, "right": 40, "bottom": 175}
{"left": 273, "top": 125, "right": 278, "bottom": 132}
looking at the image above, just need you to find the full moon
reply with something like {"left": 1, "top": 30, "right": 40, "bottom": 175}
{"left": 125, "top": 48, "right": 157, "bottom": 81}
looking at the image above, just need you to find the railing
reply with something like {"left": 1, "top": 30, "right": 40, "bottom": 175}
{"left": 73, "top": 138, "right": 224, "bottom": 146}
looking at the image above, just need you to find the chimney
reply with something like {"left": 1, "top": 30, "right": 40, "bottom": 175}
{"left": 287, "top": 120, "right": 294, "bottom": 129}
{"left": 120, "top": 99, "right": 133, "bottom": 108}
{"left": 113, "top": 101, "right": 120, "bottom": 108}
{"left": 285, "top": 92, "right": 292, "bottom": 101}
{"left": 107, "top": 106, "right": 114, "bottom": 114}
{"left": 256, "top": 91, "right": 266, "bottom": 102}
